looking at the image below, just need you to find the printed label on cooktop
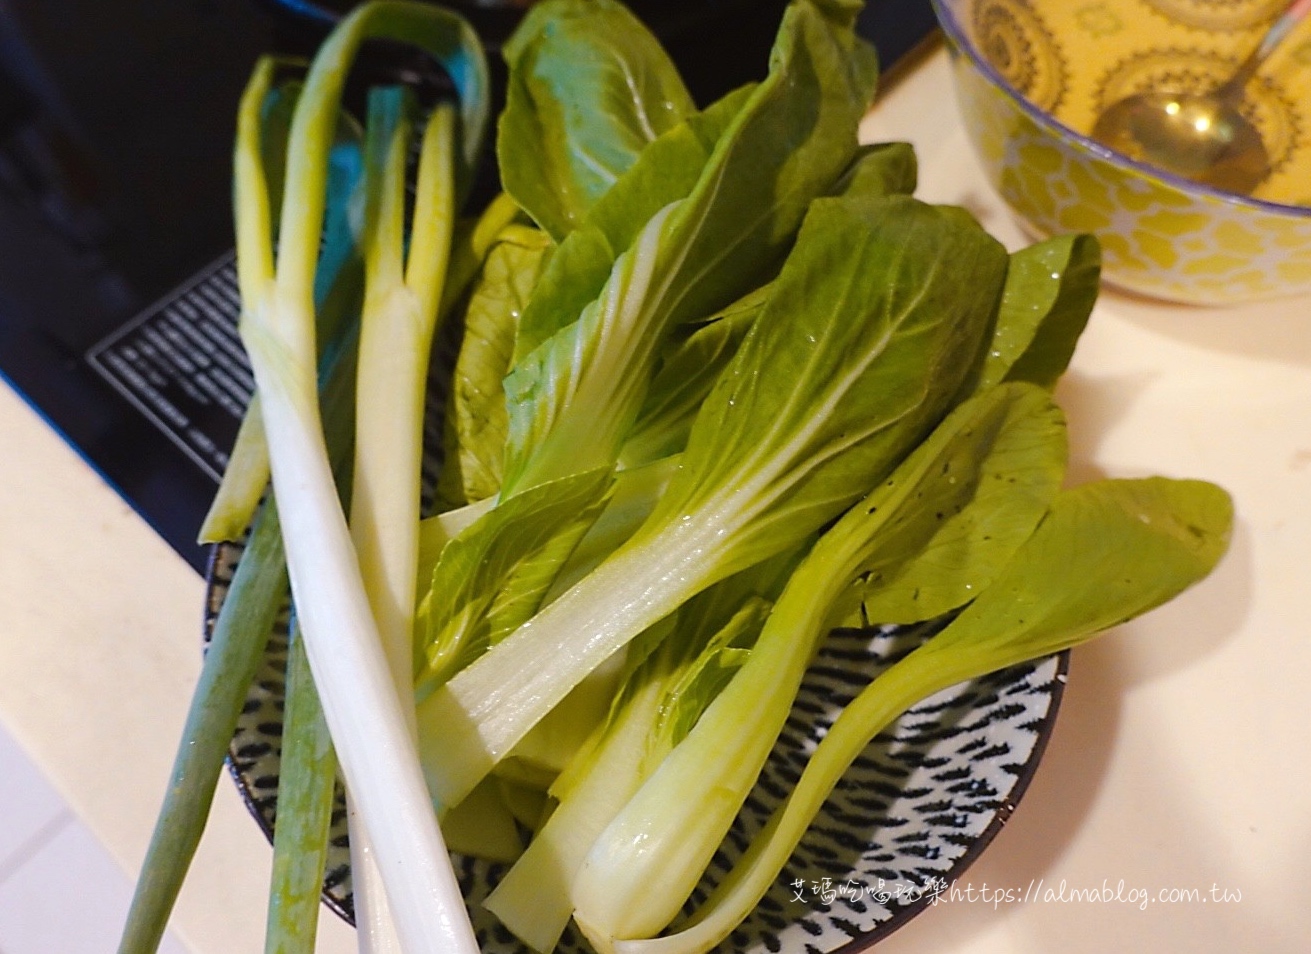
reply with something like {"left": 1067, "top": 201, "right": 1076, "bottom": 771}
{"left": 85, "top": 253, "right": 251, "bottom": 482}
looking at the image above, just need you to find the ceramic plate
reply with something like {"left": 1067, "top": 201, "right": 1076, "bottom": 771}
{"left": 206, "top": 538, "right": 1067, "bottom": 952}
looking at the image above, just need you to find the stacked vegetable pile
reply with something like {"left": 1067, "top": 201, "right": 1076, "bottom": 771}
{"left": 118, "top": 1, "right": 1233, "bottom": 953}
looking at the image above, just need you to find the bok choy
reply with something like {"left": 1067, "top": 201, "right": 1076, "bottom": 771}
{"left": 596, "top": 477, "right": 1231, "bottom": 954}
{"left": 570, "top": 380, "right": 1069, "bottom": 945}
{"left": 416, "top": 193, "right": 1010, "bottom": 808}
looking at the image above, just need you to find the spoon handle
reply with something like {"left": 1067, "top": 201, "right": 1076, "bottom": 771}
{"left": 1223, "top": 0, "right": 1311, "bottom": 96}
{"left": 1256, "top": 0, "right": 1311, "bottom": 60}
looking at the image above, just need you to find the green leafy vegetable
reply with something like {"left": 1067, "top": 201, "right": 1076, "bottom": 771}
{"left": 608, "top": 477, "right": 1232, "bottom": 954}
{"left": 416, "top": 192, "right": 1009, "bottom": 810}
{"left": 497, "top": 0, "right": 880, "bottom": 495}
{"left": 437, "top": 191, "right": 526, "bottom": 323}
{"left": 416, "top": 467, "right": 614, "bottom": 694}
{"left": 437, "top": 224, "right": 553, "bottom": 507}
{"left": 570, "top": 381, "right": 1067, "bottom": 945}
{"left": 618, "top": 284, "right": 768, "bottom": 468}
{"left": 833, "top": 139, "right": 918, "bottom": 198}
{"left": 499, "top": 0, "right": 696, "bottom": 240}
{"left": 505, "top": 82, "right": 753, "bottom": 372}
{"left": 614, "top": 140, "right": 921, "bottom": 469}
{"left": 976, "top": 233, "right": 1101, "bottom": 393}
{"left": 540, "top": 454, "right": 682, "bottom": 598}
{"left": 136, "top": 5, "right": 1237, "bottom": 954}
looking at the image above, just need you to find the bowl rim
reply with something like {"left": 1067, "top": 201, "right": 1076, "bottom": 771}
{"left": 929, "top": 0, "right": 1311, "bottom": 220}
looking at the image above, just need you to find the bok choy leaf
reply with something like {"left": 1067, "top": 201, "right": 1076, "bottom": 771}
{"left": 606, "top": 476, "right": 1232, "bottom": 954}
{"left": 415, "top": 192, "right": 1009, "bottom": 810}
{"left": 498, "top": 0, "right": 880, "bottom": 495}
{"left": 834, "top": 140, "right": 918, "bottom": 198}
{"left": 499, "top": 0, "right": 696, "bottom": 240}
{"left": 570, "top": 380, "right": 1067, "bottom": 946}
{"left": 613, "top": 139, "right": 920, "bottom": 470}
{"left": 975, "top": 233, "right": 1102, "bottom": 394}
{"left": 416, "top": 467, "right": 615, "bottom": 694}
{"left": 436, "top": 224, "right": 553, "bottom": 507}
{"left": 619, "top": 284, "right": 769, "bottom": 468}
{"left": 509, "top": 82, "right": 754, "bottom": 366}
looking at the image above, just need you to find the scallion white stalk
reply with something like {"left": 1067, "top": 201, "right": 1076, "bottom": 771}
{"left": 234, "top": 4, "right": 487, "bottom": 952}
{"left": 346, "top": 88, "right": 458, "bottom": 954}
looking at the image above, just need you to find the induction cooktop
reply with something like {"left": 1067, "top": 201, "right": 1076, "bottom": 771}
{"left": 0, "top": 0, "right": 938, "bottom": 573}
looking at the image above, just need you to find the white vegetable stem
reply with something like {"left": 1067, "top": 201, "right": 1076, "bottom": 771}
{"left": 481, "top": 636, "right": 672, "bottom": 952}
{"left": 604, "top": 662, "right": 922, "bottom": 954}
{"left": 352, "top": 90, "right": 456, "bottom": 745}
{"left": 569, "top": 576, "right": 835, "bottom": 945}
{"left": 250, "top": 371, "right": 473, "bottom": 954}
{"left": 416, "top": 510, "right": 732, "bottom": 808}
{"left": 348, "top": 90, "right": 458, "bottom": 954}
{"left": 235, "top": 6, "right": 481, "bottom": 952}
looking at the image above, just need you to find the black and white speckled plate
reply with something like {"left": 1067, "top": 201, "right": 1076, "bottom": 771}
{"left": 206, "top": 534, "right": 1068, "bottom": 952}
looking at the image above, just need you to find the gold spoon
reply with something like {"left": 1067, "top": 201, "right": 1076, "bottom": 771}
{"left": 1091, "top": 0, "right": 1311, "bottom": 194}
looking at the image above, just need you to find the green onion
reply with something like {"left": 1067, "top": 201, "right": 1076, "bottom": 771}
{"left": 233, "top": 4, "right": 487, "bottom": 950}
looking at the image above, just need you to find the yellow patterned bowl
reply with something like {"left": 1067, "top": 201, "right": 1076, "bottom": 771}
{"left": 932, "top": 0, "right": 1311, "bottom": 304}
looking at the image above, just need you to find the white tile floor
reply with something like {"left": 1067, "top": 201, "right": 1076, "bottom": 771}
{"left": 0, "top": 722, "right": 192, "bottom": 954}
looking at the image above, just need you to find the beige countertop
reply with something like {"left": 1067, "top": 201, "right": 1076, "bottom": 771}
{"left": 1, "top": 43, "right": 1307, "bottom": 954}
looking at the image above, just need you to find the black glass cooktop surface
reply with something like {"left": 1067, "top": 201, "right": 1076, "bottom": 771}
{"left": 0, "top": 0, "right": 936, "bottom": 573}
